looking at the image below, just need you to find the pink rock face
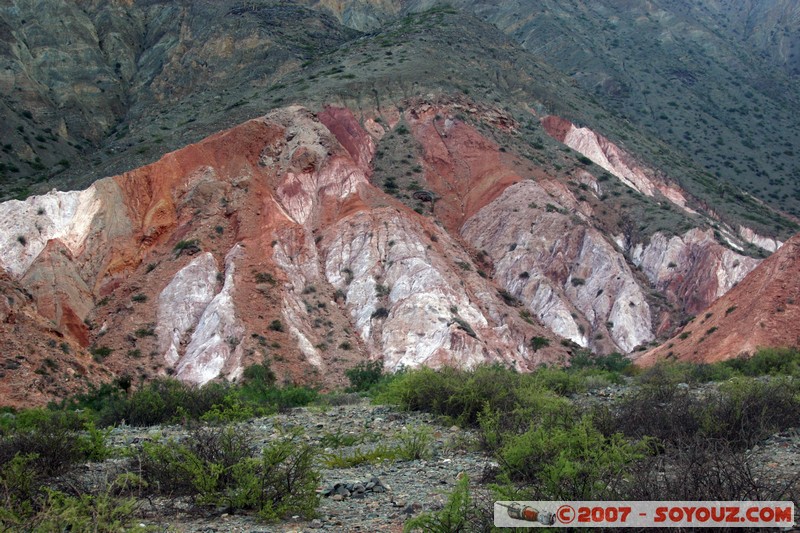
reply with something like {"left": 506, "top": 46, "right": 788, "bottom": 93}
{"left": 542, "top": 115, "right": 693, "bottom": 212}
{"left": 463, "top": 181, "right": 653, "bottom": 353}
{"left": 638, "top": 234, "right": 800, "bottom": 365}
{"left": 631, "top": 229, "right": 760, "bottom": 316}
{"left": 318, "top": 106, "right": 376, "bottom": 169}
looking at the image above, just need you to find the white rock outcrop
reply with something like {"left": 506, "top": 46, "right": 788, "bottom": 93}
{"left": 463, "top": 180, "right": 654, "bottom": 353}
{"left": 739, "top": 226, "right": 783, "bottom": 253}
{"left": 545, "top": 116, "right": 694, "bottom": 213}
{"left": 0, "top": 186, "right": 102, "bottom": 277}
{"left": 176, "top": 245, "right": 245, "bottom": 385}
{"left": 324, "top": 209, "right": 516, "bottom": 370}
{"left": 156, "top": 252, "right": 219, "bottom": 367}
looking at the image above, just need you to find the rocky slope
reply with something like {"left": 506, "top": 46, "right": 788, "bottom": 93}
{"left": 0, "top": 95, "right": 780, "bottom": 405}
{"left": 1, "top": 2, "right": 799, "bottom": 405}
{"left": 0, "top": 0, "right": 359, "bottom": 198}
{"left": 0, "top": 103, "right": 548, "bottom": 405}
{"left": 49, "top": 392, "right": 800, "bottom": 531}
{"left": 637, "top": 234, "right": 800, "bottom": 365}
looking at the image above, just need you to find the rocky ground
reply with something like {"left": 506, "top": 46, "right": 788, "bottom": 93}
{"left": 88, "top": 397, "right": 494, "bottom": 532}
{"left": 66, "top": 386, "right": 800, "bottom": 533}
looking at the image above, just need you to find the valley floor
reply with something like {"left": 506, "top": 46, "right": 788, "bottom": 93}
{"left": 74, "top": 391, "right": 800, "bottom": 532}
{"left": 94, "top": 399, "right": 493, "bottom": 532}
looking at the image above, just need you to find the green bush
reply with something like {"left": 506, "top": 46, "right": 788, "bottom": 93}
{"left": 475, "top": 389, "right": 570, "bottom": 453}
{"left": 30, "top": 488, "right": 147, "bottom": 533}
{"left": 498, "top": 416, "right": 648, "bottom": 500}
{"left": 529, "top": 336, "right": 550, "bottom": 351}
{"left": 0, "top": 445, "right": 133, "bottom": 531}
{"left": 704, "top": 377, "right": 800, "bottom": 447}
{"left": 173, "top": 239, "right": 200, "bottom": 255}
{"left": 531, "top": 366, "right": 590, "bottom": 395}
{"left": 138, "top": 426, "right": 319, "bottom": 521}
{"left": 379, "top": 365, "right": 517, "bottom": 426}
{"left": 598, "top": 376, "right": 800, "bottom": 449}
{"left": 635, "top": 348, "right": 800, "bottom": 386}
{"left": 404, "top": 475, "right": 480, "bottom": 532}
{"left": 595, "top": 382, "right": 701, "bottom": 444}
{"left": 56, "top": 383, "right": 129, "bottom": 426}
{"left": 396, "top": 426, "right": 433, "bottom": 461}
{"left": 721, "top": 347, "right": 800, "bottom": 377}
{"left": 0, "top": 411, "right": 107, "bottom": 478}
{"left": 242, "top": 361, "right": 277, "bottom": 388}
{"left": 0, "top": 454, "right": 39, "bottom": 526}
{"left": 624, "top": 437, "right": 774, "bottom": 501}
{"left": 199, "top": 396, "right": 256, "bottom": 424}
{"left": 77, "top": 378, "right": 229, "bottom": 427}
{"left": 570, "top": 350, "right": 632, "bottom": 372}
{"left": 236, "top": 384, "right": 318, "bottom": 411}
{"left": 345, "top": 360, "right": 385, "bottom": 392}
{"left": 90, "top": 346, "right": 113, "bottom": 362}
{"left": 124, "top": 380, "right": 230, "bottom": 426}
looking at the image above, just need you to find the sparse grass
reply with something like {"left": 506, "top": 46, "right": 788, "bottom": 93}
{"left": 318, "top": 430, "right": 372, "bottom": 449}
{"left": 173, "top": 239, "right": 200, "bottom": 255}
{"left": 323, "top": 444, "right": 398, "bottom": 468}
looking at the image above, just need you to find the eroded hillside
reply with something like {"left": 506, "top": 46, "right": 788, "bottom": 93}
{"left": 0, "top": 95, "right": 782, "bottom": 405}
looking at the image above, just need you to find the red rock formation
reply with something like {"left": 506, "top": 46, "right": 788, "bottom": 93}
{"left": 407, "top": 104, "right": 522, "bottom": 232}
{"left": 0, "top": 100, "right": 780, "bottom": 406}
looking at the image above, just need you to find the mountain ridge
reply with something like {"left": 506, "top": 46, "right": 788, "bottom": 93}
{"left": 1, "top": 1, "right": 799, "bottom": 406}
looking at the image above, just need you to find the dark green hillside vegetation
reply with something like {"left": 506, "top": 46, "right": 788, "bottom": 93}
{"left": 0, "top": 0, "right": 360, "bottom": 200}
{"left": 244, "top": 5, "right": 797, "bottom": 243}
{"left": 310, "top": 0, "right": 800, "bottom": 232}
{"left": 1, "top": 2, "right": 795, "bottom": 241}
{"left": 478, "top": 0, "right": 800, "bottom": 220}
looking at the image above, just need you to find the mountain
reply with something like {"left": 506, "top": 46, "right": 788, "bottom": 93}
{"left": 0, "top": 0, "right": 359, "bottom": 198}
{"left": 0, "top": 95, "right": 776, "bottom": 406}
{"left": 0, "top": 1, "right": 798, "bottom": 405}
{"left": 310, "top": 0, "right": 800, "bottom": 224}
{"left": 2, "top": 1, "right": 799, "bottom": 239}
